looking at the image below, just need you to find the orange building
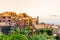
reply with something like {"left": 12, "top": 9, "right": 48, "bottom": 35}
{"left": 0, "top": 12, "right": 39, "bottom": 28}
{"left": 17, "top": 13, "right": 38, "bottom": 28}
{"left": 0, "top": 12, "right": 17, "bottom": 27}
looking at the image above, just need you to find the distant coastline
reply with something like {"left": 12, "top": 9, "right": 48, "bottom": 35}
{"left": 40, "top": 21, "right": 60, "bottom": 25}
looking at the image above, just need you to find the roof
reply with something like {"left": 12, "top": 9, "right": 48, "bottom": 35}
{"left": 2, "top": 12, "right": 17, "bottom": 17}
{"left": 17, "top": 13, "right": 32, "bottom": 19}
{"left": 2, "top": 14, "right": 11, "bottom": 17}
{"left": 18, "top": 13, "right": 27, "bottom": 17}
{"left": 34, "top": 24, "right": 45, "bottom": 29}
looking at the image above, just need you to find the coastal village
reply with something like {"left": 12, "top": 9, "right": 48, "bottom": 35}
{"left": 0, "top": 12, "right": 59, "bottom": 34}
{"left": 0, "top": 12, "right": 60, "bottom": 40}
{"left": 0, "top": 12, "right": 38, "bottom": 28}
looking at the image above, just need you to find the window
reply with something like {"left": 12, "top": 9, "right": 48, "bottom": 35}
{"left": 8, "top": 20, "right": 11, "bottom": 22}
{"left": 9, "top": 23, "right": 10, "bottom": 25}
{"left": 3, "top": 17, "right": 5, "bottom": 19}
{"left": 8, "top": 17, "right": 11, "bottom": 19}
{"left": 3, "top": 20, "right": 5, "bottom": 22}
{"left": 0, "top": 20, "right": 1, "bottom": 22}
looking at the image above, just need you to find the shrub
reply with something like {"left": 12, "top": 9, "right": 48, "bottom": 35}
{"left": 8, "top": 34, "right": 28, "bottom": 40}
{"left": 20, "top": 27, "right": 33, "bottom": 36}
{"left": 27, "top": 33, "right": 48, "bottom": 40}
{"left": 45, "top": 28, "right": 52, "bottom": 36}
{"left": 39, "top": 29, "right": 44, "bottom": 33}
{"left": 0, "top": 32, "right": 8, "bottom": 40}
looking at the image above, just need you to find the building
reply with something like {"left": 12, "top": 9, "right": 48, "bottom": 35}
{"left": 17, "top": 13, "right": 38, "bottom": 28}
{"left": 0, "top": 12, "right": 17, "bottom": 27}
{"left": 0, "top": 12, "right": 38, "bottom": 28}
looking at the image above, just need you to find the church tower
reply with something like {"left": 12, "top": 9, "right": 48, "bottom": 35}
{"left": 37, "top": 16, "right": 39, "bottom": 24}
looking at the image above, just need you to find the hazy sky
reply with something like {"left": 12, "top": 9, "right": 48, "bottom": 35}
{"left": 0, "top": 0, "right": 60, "bottom": 17}
{"left": 0, "top": 0, "right": 60, "bottom": 24}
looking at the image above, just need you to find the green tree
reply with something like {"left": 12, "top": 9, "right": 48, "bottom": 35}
{"left": 7, "top": 34, "right": 28, "bottom": 40}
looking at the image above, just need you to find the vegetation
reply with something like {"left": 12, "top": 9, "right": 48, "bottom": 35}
{"left": 0, "top": 27, "right": 56, "bottom": 40}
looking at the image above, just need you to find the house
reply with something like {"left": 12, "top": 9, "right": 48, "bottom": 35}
{"left": 51, "top": 25, "right": 58, "bottom": 34}
{"left": 0, "top": 12, "right": 38, "bottom": 28}
{"left": 32, "top": 23, "right": 45, "bottom": 29}
{"left": 17, "top": 13, "right": 38, "bottom": 28}
{"left": 0, "top": 12, "right": 17, "bottom": 27}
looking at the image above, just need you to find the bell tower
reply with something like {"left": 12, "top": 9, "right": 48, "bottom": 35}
{"left": 37, "top": 16, "right": 39, "bottom": 24}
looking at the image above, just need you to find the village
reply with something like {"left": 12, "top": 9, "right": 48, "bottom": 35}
{"left": 0, "top": 12, "right": 60, "bottom": 40}
{"left": 0, "top": 12, "right": 59, "bottom": 31}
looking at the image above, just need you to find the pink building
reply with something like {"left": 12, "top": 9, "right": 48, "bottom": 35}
{"left": 0, "top": 13, "right": 16, "bottom": 27}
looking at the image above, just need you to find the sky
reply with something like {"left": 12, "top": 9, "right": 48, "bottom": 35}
{"left": 0, "top": 0, "right": 60, "bottom": 24}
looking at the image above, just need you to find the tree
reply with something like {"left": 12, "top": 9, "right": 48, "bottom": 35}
{"left": 7, "top": 34, "right": 28, "bottom": 40}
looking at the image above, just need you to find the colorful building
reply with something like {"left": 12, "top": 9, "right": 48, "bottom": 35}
{"left": 17, "top": 13, "right": 38, "bottom": 28}
{"left": 0, "top": 12, "right": 17, "bottom": 27}
{"left": 0, "top": 12, "right": 38, "bottom": 28}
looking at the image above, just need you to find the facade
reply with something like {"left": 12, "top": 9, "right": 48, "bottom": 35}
{"left": 17, "top": 13, "right": 38, "bottom": 28}
{"left": 0, "top": 12, "right": 17, "bottom": 27}
{"left": 0, "top": 12, "right": 38, "bottom": 28}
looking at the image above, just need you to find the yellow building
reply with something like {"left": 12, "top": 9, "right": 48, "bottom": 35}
{"left": 0, "top": 12, "right": 17, "bottom": 27}
{"left": 0, "top": 12, "right": 39, "bottom": 28}
{"left": 17, "top": 13, "right": 39, "bottom": 28}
